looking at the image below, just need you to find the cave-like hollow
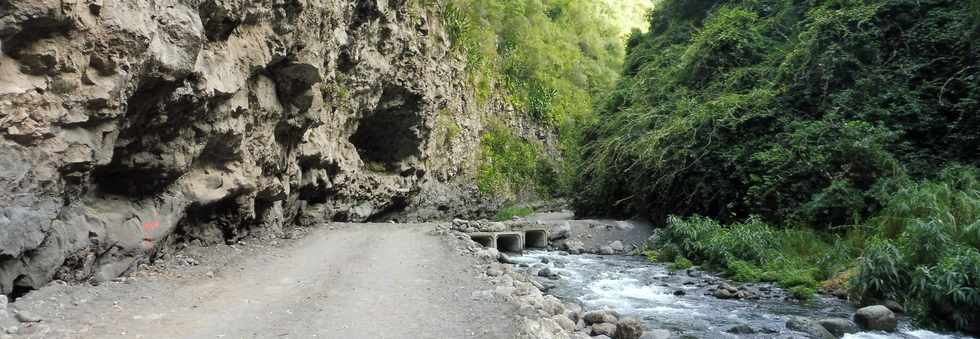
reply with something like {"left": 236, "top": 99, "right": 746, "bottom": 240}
{"left": 349, "top": 85, "right": 426, "bottom": 171}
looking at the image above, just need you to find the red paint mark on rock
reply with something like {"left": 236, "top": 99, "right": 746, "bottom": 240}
{"left": 142, "top": 220, "right": 161, "bottom": 232}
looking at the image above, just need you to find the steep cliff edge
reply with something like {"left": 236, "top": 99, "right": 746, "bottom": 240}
{"left": 0, "top": 0, "right": 535, "bottom": 296}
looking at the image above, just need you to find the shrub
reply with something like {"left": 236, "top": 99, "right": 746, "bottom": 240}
{"left": 477, "top": 124, "right": 542, "bottom": 197}
{"left": 657, "top": 215, "right": 842, "bottom": 290}
{"left": 852, "top": 168, "right": 980, "bottom": 332}
{"left": 671, "top": 256, "right": 694, "bottom": 270}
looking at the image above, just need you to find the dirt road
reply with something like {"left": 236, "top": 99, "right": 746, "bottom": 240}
{"left": 6, "top": 223, "right": 518, "bottom": 339}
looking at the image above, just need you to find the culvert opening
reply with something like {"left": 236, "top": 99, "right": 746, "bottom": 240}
{"left": 349, "top": 85, "right": 425, "bottom": 170}
{"left": 524, "top": 230, "right": 548, "bottom": 248}
{"left": 469, "top": 234, "right": 494, "bottom": 248}
{"left": 496, "top": 233, "right": 523, "bottom": 253}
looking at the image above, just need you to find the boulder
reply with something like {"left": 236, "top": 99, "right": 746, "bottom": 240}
{"left": 610, "top": 241, "right": 625, "bottom": 252}
{"left": 583, "top": 310, "right": 619, "bottom": 325}
{"left": 542, "top": 295, "right": 566, "bottom": 316}
{"left": 818, "top": 318, "right": 859, "bottom": 337}
{"left": 0, "top": 295, "right": 6, "bottom": 311}
{"left": 616, "top": 318, "right": 644, "bottom": 339}
{"left": 565, "top": 240, "right": 585, "bottom": 254}
{"left": 853, "top": 305, "right": 897, "bottom": 332}
{"left": 786, "top": 317, "right": 835, "bottom": 339}
{"left": 599, "top": 246, "right": 615, "bottom": 255}
{"left": 550, "top": 222, "right": 572, "bottom": 241}
{"left": 592, "top": 322, "right": 617, "bottom": 337}
{"left": 553, "top": 315, "right": 576, "bottom": 332}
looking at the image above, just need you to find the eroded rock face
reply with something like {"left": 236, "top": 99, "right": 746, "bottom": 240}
{"left": 0, "top": 0, "right": 512, "bottom": 295}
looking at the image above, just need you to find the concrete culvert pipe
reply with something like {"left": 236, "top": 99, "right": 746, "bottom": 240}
{"left": 495, "top": 233, "right": 523, "bottom": 253}
{"left": 468, "top": 233, "right": 495, "bottom": 248}
{"left": 524, "top": 230, "right": 548, "bottom": 248}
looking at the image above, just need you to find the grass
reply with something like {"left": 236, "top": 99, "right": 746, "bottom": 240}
{"left": 493, "top": 205, "right": 535, "bottom": 221}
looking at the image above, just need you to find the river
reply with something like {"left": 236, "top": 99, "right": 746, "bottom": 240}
{"left": 512, "top": 251, "right": 973, "bottom": 339}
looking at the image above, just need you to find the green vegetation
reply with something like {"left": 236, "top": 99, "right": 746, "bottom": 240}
{"left": 435, "top": 0, "right": 650, "bottom": 200}
{"left": 494, "top": 204, "right": 536, "bottom": 221}
{"left": 649, "top": 215, "right": 852, "bottom": 299}
{"left": 477, "top": 123, "right": 553, "bottom": 198}
{"left": 441, "top": 0, "right": 630, "bottom": 125}
{"left": 852, "top": 167, "right": 980, "bottom": 331}
{"left": 575, "top": 0, "right": 980, "bottom": 333}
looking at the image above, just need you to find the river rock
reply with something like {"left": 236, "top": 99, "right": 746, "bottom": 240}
{"left": 598, "top": 246, "right": 615, "bottom": 255}
{"left": 564, "top": 240, "right": 586, "bottom": 254}
{"left": 853, "top": 305, "right": 897, "bottom": 332}
{"left": 542, "top": 295, "right": 566, "bottom": 316}
{"left": 476, "top": 248, "right": 501, "bottom": 263}
{"left": 553, "top": 315, "right": 576, "bottom": 331}
{"left": 538, "top": 267, "right": 559, "bottom": 280}
{"left": 550, "top": 222, "right": 572, "bottom": 241}
{"left": 592, "top": 322, "right": 617, "bottom": 337}
{"left": 787, "top": 317, "right": 834, "bottom": 339}
{"left": 565, "top": 302, "right": 583, "bottom": 322}
{"left": 616, "top": 318, "right": 644, "bottom": 339}
{"left": 818, "top": 318, "right": 859, "bottom": 337}
{"left": 640, "top": 329, "right": 672, "bottom": 339}
{"left": 609, "top": 241, "right": 625, "bottom": 252}
{"left": 0, "top": 295, "right": 6, "bottom": 311}
{"left": 583, "top": 310, "right": 619, "bottom": 325}
{"left": 712, "top": 284, "right": 752, "bottom": 300}
{"left": 726, "top": 324, "right": 755, "bottom": 334}
{"left": 487, "top": 267, "right": 504, "bottom": 277}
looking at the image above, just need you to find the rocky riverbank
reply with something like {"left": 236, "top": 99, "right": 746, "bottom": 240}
{"left": 437, "top": 224, "right": 649, "bottom": 339}
{"left": 437, "top": 213, "right": 970, "bottom": 339}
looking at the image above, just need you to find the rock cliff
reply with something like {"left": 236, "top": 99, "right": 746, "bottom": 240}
{"left": 0, "top": 0, "right": 529, "bottom": 296}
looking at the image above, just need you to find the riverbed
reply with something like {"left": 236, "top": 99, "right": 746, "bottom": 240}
{"left": 513, "top": 251, "right": 972, "bottom": 339}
